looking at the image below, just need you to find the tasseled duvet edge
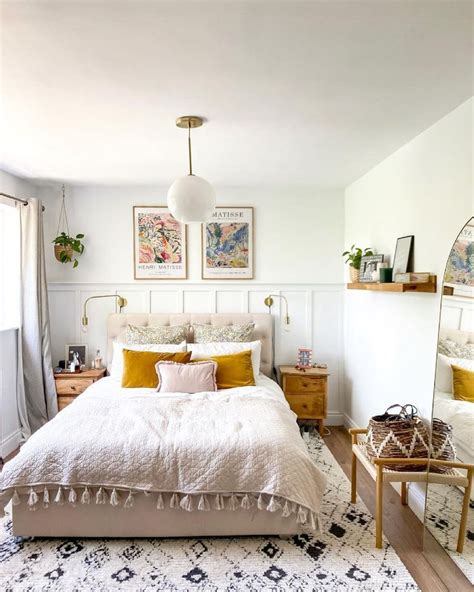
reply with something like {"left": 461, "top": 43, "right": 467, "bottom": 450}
{"left": 0, "top": 486, "right": 322, "bottom": 532}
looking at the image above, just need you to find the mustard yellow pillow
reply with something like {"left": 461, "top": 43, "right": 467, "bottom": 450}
{"left": 203, "top": 350, "right": 255, "bottom": 389}
{"left": 122, "top": 350, "right": 192, "bottom": 388}
{"left": 452, "top": 364, "right": 474, "bottom": 403}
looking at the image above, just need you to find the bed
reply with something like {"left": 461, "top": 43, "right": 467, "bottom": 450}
{"left": 0, "top": 313, "right": 327, "bottom": 538}
{"left": 434, "top": 328, "right": 474, "bottom": 467}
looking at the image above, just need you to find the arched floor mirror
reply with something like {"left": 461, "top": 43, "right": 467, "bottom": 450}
{"left": 424, "top": 217, "right": 474, "bottom": 585}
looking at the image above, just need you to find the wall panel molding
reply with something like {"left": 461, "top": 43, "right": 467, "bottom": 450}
{"left": 48, "top": 282, "right": 345, "bottom": 423}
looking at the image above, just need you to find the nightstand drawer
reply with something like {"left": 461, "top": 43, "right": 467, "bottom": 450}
{"left": 284, "top": 374, "right": 326, "bottom": 394}
{"left": 58, "top": 396, "right": 77, "bottom": 410}
{"left": 55, "top": 378, "right": 94, "bottom": 395}
{"left": 286, "top": 393, "right": 326, "bottom": 419}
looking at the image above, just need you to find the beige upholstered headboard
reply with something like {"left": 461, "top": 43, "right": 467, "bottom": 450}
{"left": 107, "top": 313, "right": 273, "bottom": 377}
{"left": 439, "top": 328, "right": 474, "bottom": 345}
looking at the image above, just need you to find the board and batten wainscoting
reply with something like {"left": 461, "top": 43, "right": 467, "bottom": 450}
{"left": 48, "top": 282, "right": 345, "bottom": 425}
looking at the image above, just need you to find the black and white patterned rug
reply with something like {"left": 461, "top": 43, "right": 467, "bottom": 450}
{"left": 425, "top": 483, "right": 474, "bottom": 583}
{"left": 0, "top": 433, "right": 418, "bottom": 591}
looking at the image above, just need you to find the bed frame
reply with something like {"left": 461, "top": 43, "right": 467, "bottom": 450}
{"left": 12, "top": 312, "right": 304, "bottom": 537}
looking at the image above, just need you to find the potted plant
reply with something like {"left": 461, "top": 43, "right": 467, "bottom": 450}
{"left": 53, "top": 232, "right": 85, "bottom": 268}
{"left": 53, "top": 184, "right": 85, "bottom": 268}
{"left": 342, "top": 245, "right": 374, "bottom": 283}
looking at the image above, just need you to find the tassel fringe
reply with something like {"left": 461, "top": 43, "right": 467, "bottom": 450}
{"left": 12, "top": 489, "right": 21, "bottom": 506}
{"left": 180, "top": 494, "right": 193, "bottom": 512}
{"left": 227, "top": 493, "right": 238, "bottom": 511}
{"left": 109, "top": 488, "right": 120, "bottom": 506}
{"left": 2, "top": 486, "right": 319, "bottom": 531}
{"left": 214, "top": 493, "right": 224, "bottom": 510}
{"left": 124, "top": 491, "right": 134, "bottom": 509}
{"left": 55, "top": 486, "right": 65, "bottom": 505}
{"left": 68, "top": 487, "right": 77, "bottom": 505}
{"left": 156, "top": 493, "right": 164, "bottom": 509}
{"left": 28, "top": 487, "right": 39, "bottom": 511}
{"left": 81, "top": 487, "right": 91, "bottom": 505}
{"left": 96, "top": 487, "right": 107, "bottom": 505}
{"left": 267, "top": 496, "right": 281, "bottom": 513}
{"left": 43, "top": 487, "right": 50, "bottom": 508}
{"left": 198, "top": 494, "right": 210, "bottom": 511}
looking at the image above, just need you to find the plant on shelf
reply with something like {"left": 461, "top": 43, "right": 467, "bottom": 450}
{"left": 342, "top": 245, "right": 374, "bottom": 283}
{"left": 53, "top": 185, "right": 85, "bottom": 268}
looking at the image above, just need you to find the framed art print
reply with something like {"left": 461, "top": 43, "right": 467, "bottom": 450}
{"left": 392, "top": 235, "right": 414, "bottom": 277}
{"left": 445, "top": 223, "right": 474, "bottom": 287}
{"left": 133, "top": 206, "right": 187, "bottom": 279}
{"left": 65, "top": 344, "right": 88, "bottom": 366}
{"left": 202, "top": 207, "right": 254, "bottom": 279}
{"left": 359, "top": 254, "right": 384, "bottom": 282}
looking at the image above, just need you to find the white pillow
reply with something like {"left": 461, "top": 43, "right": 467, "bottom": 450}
{"left": 435, "top": 353, "right": 474, "bottom": 393}
{"left": 110, "top": 341, "right": 186, "bottom": 379}
{"left": 187, "top": 340, "right": 262, "bottom": 377}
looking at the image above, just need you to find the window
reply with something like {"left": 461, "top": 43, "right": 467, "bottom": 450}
{"left": 0, "top": 202, "right": 20, "bottom": 329}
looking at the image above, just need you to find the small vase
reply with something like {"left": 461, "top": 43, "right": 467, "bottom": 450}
{"left": 349, "top": 267, "right": 360, "bottom": 283}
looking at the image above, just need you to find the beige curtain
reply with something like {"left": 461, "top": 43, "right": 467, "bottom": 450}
{"left": 18, "top": 198, "right": 57, "bottom": 438}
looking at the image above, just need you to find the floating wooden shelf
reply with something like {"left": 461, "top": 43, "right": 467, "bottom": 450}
{"left": 347, "top": 275, "right": 437, "bottom": 293}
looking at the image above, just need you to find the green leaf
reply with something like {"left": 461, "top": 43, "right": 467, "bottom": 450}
{"left": 73, "top": 259, "right": 79, "bottom": 268}
{"left": 60, "top": 253, "right": 68, "bottom": 263}
{"left": 76, "top": 233, "right": 84, "bottom": 239}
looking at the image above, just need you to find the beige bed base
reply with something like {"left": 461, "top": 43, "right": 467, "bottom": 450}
{"left": 12, "top": 313, "right": 298, "bottom": 538}
{"left": 12, "top": 495, "right": 301, "bottom": 538}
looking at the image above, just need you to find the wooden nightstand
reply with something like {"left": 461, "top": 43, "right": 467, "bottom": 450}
{"left": 279, "top": 365, "right": 329, "bottom": 435}
{"left": 54, "top": 368, "right": 106, "bottom": 410}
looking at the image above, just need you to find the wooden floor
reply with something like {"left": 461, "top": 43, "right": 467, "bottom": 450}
{"left": 325, "top": 426, "right": 472, "bottom": 592}
{"left": 2, "top": 429, "right": 472, "bottom": 590}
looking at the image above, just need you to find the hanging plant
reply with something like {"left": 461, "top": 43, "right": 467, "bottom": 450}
{"left": 53, "top": 185, "right": 85, "bottom": 268}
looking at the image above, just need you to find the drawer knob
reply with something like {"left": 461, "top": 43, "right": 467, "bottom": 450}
{"left": 71, "top": 386, "right": 76, "bottom": 391}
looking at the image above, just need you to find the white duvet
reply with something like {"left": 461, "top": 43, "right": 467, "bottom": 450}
{"left": 0, "top": 375, "right": 327, "bottom": 530}
{"left": 434, "top": 390, "right": 474, "bottom": 462}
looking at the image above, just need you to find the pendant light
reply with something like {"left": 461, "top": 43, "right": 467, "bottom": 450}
{"left": 167, "top": 116, "right": 216, "bottom": 223}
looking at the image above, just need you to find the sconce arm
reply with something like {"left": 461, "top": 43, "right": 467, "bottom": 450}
{"left": 82, "top": 294, "right": 127, "bottom": 327}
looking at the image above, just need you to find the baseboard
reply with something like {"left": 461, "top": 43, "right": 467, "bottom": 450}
{"left": 0, "top": 428, "right": 22, "bottom": 459}
{"left": 326, "top": 412, "right": 344, "bottom": 426}
{"left": 343, "top": 413, "right": 358, "bottom": 430}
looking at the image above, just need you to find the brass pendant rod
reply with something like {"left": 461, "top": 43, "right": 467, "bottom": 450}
{"left": 188, "top": 122, "right": 193, "bottom": 175}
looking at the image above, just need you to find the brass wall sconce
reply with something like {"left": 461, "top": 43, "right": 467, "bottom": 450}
{"left": 264, "top": 294, "right": 290, "bottom": 326}
{"left": 82, "top": 294, "right": 127, "bottom": 332}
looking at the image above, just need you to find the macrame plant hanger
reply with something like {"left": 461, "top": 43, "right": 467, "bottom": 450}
{"left": 56, "top": 184, "right": 70, "bottom": 238}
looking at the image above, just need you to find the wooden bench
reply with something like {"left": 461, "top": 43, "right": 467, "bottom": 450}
{"left": 349, "top": 428, "right": 473, "bottom": 550}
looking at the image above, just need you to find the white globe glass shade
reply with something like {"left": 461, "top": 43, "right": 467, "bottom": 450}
{"left": 167, "top": 175, "right": 216, "bottom": 223}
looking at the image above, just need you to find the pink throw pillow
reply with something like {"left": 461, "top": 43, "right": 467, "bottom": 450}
{"left": 155, "top": 360, "right": 218, "bottom": 393}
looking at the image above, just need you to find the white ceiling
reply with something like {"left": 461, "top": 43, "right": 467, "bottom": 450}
{"left": 0, "top": 1, "right": 472, "bottom": 188}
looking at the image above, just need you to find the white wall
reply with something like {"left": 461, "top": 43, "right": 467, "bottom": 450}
{"left": 344, "top": 98, "right": 473, "bottom": 429}
{"left": 39, "top": 185, "right": 347, "bottom": 423}
{"left": 40, "top": 186, "right": 344, "bottom": 284}
{"left": 0, "top": 169, "right": 39, "bottom": 456}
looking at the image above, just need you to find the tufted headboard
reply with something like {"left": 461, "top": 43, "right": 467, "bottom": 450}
{"left": 107, "top": 313, "right": 273, "bottom": 377}
{"left": 439, "top": 328, "right": 474, "bottom": 346}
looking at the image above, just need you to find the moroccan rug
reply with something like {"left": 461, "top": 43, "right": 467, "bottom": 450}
{"left": 425, "top": 483, "right": 474, "bottom": 584}
{"left": 0, "top": 432, "right": 418, "bottom": 591}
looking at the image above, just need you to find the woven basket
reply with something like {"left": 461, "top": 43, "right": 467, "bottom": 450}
{"left": 366, "top": 404, "right": 429, "bottom": 471}
{"left": 430, "top": 418, "right": 456, "bottom": 474}
{"left": 349, "top": 266, "right": 360, "bottom": 283}
{"left": 54, "top": 244, "right": 73, "bottom": 262}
